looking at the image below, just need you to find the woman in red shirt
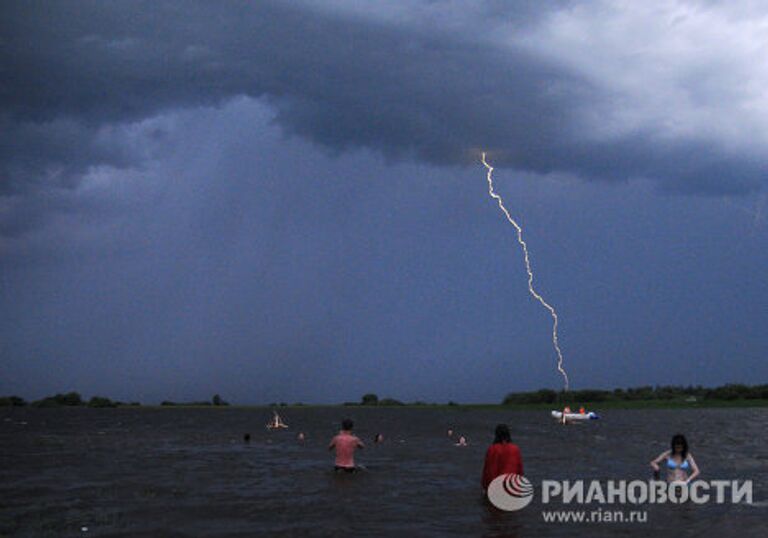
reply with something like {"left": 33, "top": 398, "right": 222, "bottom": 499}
{"left": 482, "top": 424, "right": 524, "bottom": 491}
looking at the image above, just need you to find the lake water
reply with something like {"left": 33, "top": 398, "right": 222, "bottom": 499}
{"left": 1, "top": 407, "right": 766, "bottom": 537}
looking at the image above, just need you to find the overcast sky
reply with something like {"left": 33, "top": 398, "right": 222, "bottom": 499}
{"left": 2, "top": 1, "right": 767, "bottom": 404}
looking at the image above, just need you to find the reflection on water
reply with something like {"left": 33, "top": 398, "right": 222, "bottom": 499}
{"left": 1, "top": 407, "right": 766, "bottom": 537}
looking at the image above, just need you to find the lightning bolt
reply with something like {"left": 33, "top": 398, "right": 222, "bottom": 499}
{"left": 481, "top": 152, "right": 570, "bottom": 391}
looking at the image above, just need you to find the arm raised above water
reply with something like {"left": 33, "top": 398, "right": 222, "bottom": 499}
{"left": 685, "top": 454, "right": 700, "bottom": 483}
{"left": 650, "top": 450, "right": 670, "bottom": 472}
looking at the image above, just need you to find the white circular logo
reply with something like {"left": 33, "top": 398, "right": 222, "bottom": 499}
{"left": 487, "top": 473, "right": 534, "bottom": 511}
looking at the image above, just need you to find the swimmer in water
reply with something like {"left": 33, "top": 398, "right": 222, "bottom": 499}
{"left": 373, "top": 433, "right": 384, "bottom": 444}
{"left": 447, "top": 428, "right": 454, "bottom": 437}
{"left": 455, "top": 435, "right": 468, "bottom": 447}
{"left": 297, "top": 432, "right": 305, "bottom": 443}
{"left": 266, "top": 410, "right": 288, "bottom": 430}
{"left": 481, "top": 424, "right": 524, "bottom": 492}
{"left": 329, "top": 418, "right": 364, "bottom": 472}
{"left": 650, "top": 434, "right": 700, "bottom": 483}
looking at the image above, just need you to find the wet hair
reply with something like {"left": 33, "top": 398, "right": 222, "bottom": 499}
{"left": 671, "top": 434, "right": 688, "bottom": 459}
{"left": 342, "top": 419, "right": 354, "bottom": 431}
{"left": 493, "top": 424, "right": 511, "bottom": 444}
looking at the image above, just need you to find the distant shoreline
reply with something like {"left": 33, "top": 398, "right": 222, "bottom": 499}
{"left": 3, "top": 384, "right": 767, "bottom": 409}
{"left": 155, "top": 400, "right": 768, "bottom": 409}
{"left": 3, "top": 399, "right": 766, "bottom": 410}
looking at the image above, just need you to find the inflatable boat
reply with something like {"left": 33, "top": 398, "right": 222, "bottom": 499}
{"left": 551, "top": 410, "right": 599, "bottom": 422}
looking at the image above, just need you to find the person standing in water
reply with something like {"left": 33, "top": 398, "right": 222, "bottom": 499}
{"left": 560, "top": 405, "right": 572, "bottom": 425}
{"left": 329, "top": 419, "right": 364, "bottom": 472}
{"left": 650, "top": 434, "right": 700, "bottom": 483}
{"left": 482, "top": 424, "right": 524, "bottom": 491}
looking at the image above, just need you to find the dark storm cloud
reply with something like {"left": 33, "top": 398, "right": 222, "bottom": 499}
{"left": 1, "top": 0, "right": 765, "bottom": 218}
{"left": 0, "top": 116, "right": 139, "bottom": 195}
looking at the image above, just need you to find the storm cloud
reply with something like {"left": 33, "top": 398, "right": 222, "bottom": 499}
{"left": 3, "top": 0, "right": 766, "bottom": 214}
{"left": 2, "top": 1, "right": 768, "bottom": 403}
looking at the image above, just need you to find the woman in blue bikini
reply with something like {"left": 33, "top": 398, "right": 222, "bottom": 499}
{"left": 650, "top": 434, "right": 700, "bottom": 483}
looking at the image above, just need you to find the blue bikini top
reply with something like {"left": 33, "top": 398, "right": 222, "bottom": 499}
{"left": 666, "top": 457, "right": 690, "bottom": 470}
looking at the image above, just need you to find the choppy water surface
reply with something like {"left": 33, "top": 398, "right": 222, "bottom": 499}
{"left": 1, "top": 407, "right": 766, "bottom": 537}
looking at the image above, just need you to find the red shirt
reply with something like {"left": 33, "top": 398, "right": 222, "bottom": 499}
{"left": 482, "top": 442, "right": 524, "bottom": 490}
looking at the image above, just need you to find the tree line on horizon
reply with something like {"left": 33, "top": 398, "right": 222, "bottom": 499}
{"left": 0, "top": 392, "right": 229, "bottom": 408}
{"left": 341, "top": 393, "right": 461, "bottom": 407}
{"left": 2, "top": 384, "right": 767, "bottom": 408}
{"left": 502, "top": 383, "right": 768, "bottom": 405}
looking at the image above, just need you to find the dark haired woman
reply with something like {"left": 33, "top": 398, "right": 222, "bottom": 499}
{"left": 481, "top": 424, "right": 524, "bottom": 491}
{"left": 650, "top": 434, "right": 700, "bottom": 483}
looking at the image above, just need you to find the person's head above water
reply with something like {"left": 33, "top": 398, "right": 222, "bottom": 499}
{"left": 493, "top": 424, "right": 511, "bottom": 444}
{"left": 341, "top": 418, "right": 354, "bottom": 431}
{"left": 671, "top": 434, "right": 688, "bottom": 458}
